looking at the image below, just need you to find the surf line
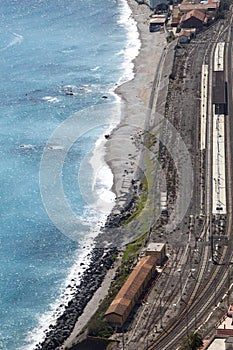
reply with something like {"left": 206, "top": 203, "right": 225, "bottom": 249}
{"left": 0, "top": 32, "right": 24, "bottom": 51}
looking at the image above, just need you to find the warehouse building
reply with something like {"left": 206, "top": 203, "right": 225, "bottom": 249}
{"left": 105, "top": 255, "right": 157, "bottom": 328}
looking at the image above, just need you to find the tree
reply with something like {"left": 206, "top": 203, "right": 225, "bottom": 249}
{"left": 88, "top": 319, "right": 113, "bottom": 338}
{"left": 180, "top": 331, "right": 204, "bottom": 350}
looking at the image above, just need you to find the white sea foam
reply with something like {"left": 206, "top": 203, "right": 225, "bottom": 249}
{"left": 18, "top": 144, "right": 34, "bottom": 150}
{"left": 61, "top": 48, "right": 75, "bottom": 54}
{"left": 47, "top": 145, "right": 65, "bottom": 150}
{"left": 60, "top": 85, "right": 92, "bottom": 95}
{"left": 90, "top": 66, "right": 100, "bottom": 71}
{"left": 20, "top": 1, "right": 141, "bottom": 348}
{"left": 21, "top": 244, "right": 93, "bottom": 350}
{"left": 116, "top": 0, "right": 141, "bottom": 84}
{"left": 42, "top": 96, "right": 60, "bottom": 103}
{"left": 0, "top": 32, "right": 24, "bottom": 51}
{"left": 89, "top": 0, "right": 141, "bottom": 207}
{"left": 88, "top": 92, "right": 123, "bottom": 212}
{"left": 21, "top": 188, "right": 112, "bottom": 350}
{"left": 90, "top": 131, "right": 116, "bottom": 214}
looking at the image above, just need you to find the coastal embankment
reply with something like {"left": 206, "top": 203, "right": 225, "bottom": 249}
{"left": 34, "top": 1, "right": 169, "bottom": 349}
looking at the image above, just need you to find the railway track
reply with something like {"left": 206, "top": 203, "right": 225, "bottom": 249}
{"left": 146, "top": 14, "right": 233, "bottom": 350}
{"left": 150, "top": 250, "right": 232, "bottom": 349}
{"left": 118, "top": 14, "right": 233, "bottom": 350}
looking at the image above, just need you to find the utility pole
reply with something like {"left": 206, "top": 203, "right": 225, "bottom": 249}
{"left": 160, "top": 296, "right": 163, "bottom": 329}
{"left": 178, "top": 270, "right": 182, "bottom": 299}
{"left": 186, "top": 304, "right": 189, "bottom": 337}
{"left": 228, "top": 264, "right": 231, "bottom": 305}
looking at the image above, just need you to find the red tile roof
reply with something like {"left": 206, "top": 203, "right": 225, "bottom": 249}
{"left": 105, "top": 255, "right": 157, "bottom": 317}
{"left": 184, "top": 9, "right": 206, "bottom": 21}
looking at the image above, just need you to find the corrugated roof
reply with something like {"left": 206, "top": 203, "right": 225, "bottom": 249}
{"left": 105, "top": 255, "right": 157, "bottom": 317}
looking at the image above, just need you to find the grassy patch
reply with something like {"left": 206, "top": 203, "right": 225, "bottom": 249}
{"left": 122, "top": 232, "right": 147, "bottom": 263}
{"left": 123, "top": 175, "right": 148, "bottom": 225}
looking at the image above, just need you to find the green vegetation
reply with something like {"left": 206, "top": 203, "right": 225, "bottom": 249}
{"left": 180, "top": 332, "right": 203, "bottom": 350}
{"left": 123, "top": 175, "right": 148, "bottom": 225}
{"left": 145, "top": 130, "right": 158, "bottom": 150}
{"left": 88, "top": 319, "right": 113, "bottom": 338}
{"left": 85, "top": 233, "right": 147, "bottom": 339}
{"left": 167, "top": 31, "right": 175, "bottom": 43}
{"left": 122, "top": 127, "right": 161, "bottom": 228}
{"left": 122, "top": 232, "right": 147, "bottom": 263}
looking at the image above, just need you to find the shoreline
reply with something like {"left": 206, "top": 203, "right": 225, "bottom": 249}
{"left": 105, "top": 0, "right": 166, "bottom": 206}
{"left": 33, "top": 1, "right": 168, "bottom": 349}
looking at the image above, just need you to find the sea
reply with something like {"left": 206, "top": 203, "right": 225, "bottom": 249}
{"left": 0, "top": 1, "right": 140, "bottom": 349}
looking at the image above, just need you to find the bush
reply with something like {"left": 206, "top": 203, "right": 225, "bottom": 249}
{"left": 88, "top": 319, "right": 113, "bottom": 339}
{"left": 180, "top": 331, "right": 203, "bottom": 350}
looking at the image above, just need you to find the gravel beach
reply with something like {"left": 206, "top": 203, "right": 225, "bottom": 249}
{"left": 105, "top": 0, "right": 166, "bottom": 203}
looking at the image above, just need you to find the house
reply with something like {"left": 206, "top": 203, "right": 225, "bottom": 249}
{"left": 205, "top": 337, "right": 233, "bottom": 349}
{"left": 105, "top": 255, "right": 157, "bottom": 328}
{"left": 216, "top": 313, "right": 233, "bottom": 337}
{"left": 179, "top": 0, "right": 220, "bottom": 14}
{"left": 225, "top": 337, "right": 233, "bottom": 349}
{"left": 199, "top": 309, "right": 233, "bottom": 349}
{"left": 149, "top": 14, "right": 167, "bottom": 32}
{"left": 178, "top": 30, "right": 191, "bottom": 43}
{"left": 178, "top": 28, "right": 196, "bottom": 44}
{"left": 171, "top": 6, "right": 182, "bottom": 27}
{"left": 203, "top": 316, "right": 233, "bottom": 349}
{"left": 180, "top": 9, "right": 208, "bottom": 29}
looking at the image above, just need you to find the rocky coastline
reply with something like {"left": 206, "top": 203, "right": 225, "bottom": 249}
{"left": 34, "top": 247, "right": 117, "bottom": 350}
{"left": 34, "top": 176, "right": 143, "bottom": 350}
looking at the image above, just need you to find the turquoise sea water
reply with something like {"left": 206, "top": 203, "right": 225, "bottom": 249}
{"left": 0, "top": 1, "right": 140, "bottom": 349}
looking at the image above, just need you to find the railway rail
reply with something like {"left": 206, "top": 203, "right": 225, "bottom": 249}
{"left": 147, "top": 12, "right": 233, "bottom": 350}
{"left": 116, "top": 12, "right": 233, "bottom": 350}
